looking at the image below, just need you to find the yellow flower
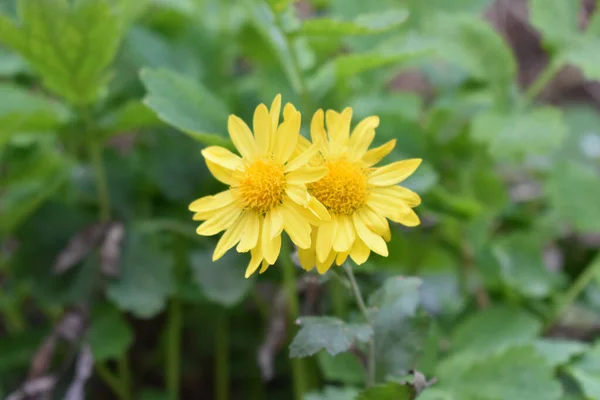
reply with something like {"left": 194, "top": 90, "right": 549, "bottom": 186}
{"left": 189, "top": 95, "right": 330, "bottom": 278}
{"left": 298, "top": 108, "right": 422, "bottom": 274}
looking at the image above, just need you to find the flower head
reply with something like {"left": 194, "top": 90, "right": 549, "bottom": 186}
{"left": 189, "top": 95, "right": 330, "bottom": 277}
{"left": 298, "top": 108, "right": 422, "bottom": 273}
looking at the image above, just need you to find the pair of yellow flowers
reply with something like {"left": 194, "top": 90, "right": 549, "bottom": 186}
{"left": 189, "top": 95, "right": 422, "bottom": 278}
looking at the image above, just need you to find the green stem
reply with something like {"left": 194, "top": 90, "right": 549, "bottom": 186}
{"left": 215, "top": 313, "right": 230, "bottom": 400}
{"left": 118, "top": 355, "right": 132, "bottom": 400}
{"left": 522, "top": 60, "right": 563, "bottom": 106}
{"left": 280, "top": 238, "right": 308, "bottom": 400}
{"left": 82, "top": 107, "right": 110, "bottom": 221}
{"left": 96, "top": 363, "right": 128, "bottom": 400}
{"left": 547, "top": 254, "right": 600, "bottom": 330}
{"left": 330, "top": 277, "right": 347, "bottom": 318}
{"left": 343, "top": 263, "right": 375, "bottom": 388}
{"left": 166, "top": 299, "right": 183, "bottom": 400}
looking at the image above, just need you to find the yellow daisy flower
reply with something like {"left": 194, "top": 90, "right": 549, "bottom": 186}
{"left": 189, "top": 95, "right": 330, "bottom": 278}
{"left": 297, "top": 108, "right": 422, "bottom": 274}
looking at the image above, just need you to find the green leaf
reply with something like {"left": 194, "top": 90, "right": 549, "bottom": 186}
{"left": 99, "top": 100, "right": 163, "bottom": 139}
{"left": 356, "top": 381, "right": 416, "bottom": 400}
{"left": 317, "top": 351, "right": 365, "bottom": 385}
{"left": 425, "top": 13, "right": 516, "bottom": 88}
{"left": 140, "top": 68, "right": 231, "bottom": 147}
{"left": 305, "top": 386, "right": 361, "bottom": 400}
{"left": 289, "top": 316, "right": 372, "bottom": 358}
{"left": 450, "top": 306, "right": 541, "bottom": 361}
{"left": 0, "top": 0, "right": 127, "bottom": 104}
{"left": 441, "top": 347, "right": 562, "bottom": 400}
{"left": 189, "top": 249, "right": 253, "bottom": 308}
{"left": 298, "top": 9, "right": 408, "bottom": 36}
{"left": 107, "top": 231, "right": 174, "bottom": 318}
{"left": 545, "top": 162, "right": 600, "bottom": 233}
{"left": 567, "top": 341, "right": 600, "bottom": 399}
{"left": 534, "top": 339, "right": 588, "bottom": 367}
{"left": 564, "top": 37, "right": 600, "bottom": 81}
{"left": 529, "top": 0, "right": 579, "bottom": 50}
{"left": 88, "top": 302, "right": 134, "bottom": 362}
{"left": 491, "top": 233, "right": 563, "bottom": 299}
{"left": 0, "top": 329, "right": 48, "bottom": 371}
{"left": 471, "top": 107, "right": 567, "bottom": 160}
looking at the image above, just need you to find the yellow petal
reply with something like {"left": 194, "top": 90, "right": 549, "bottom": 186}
{"left": 206, "top": 159, "right": 238, "bottom": 185}
{"left": 196, "top": 204, "right": 241, "bottom": 236}
{"left": 358, "top": 206, "right": 389, "bottom": 238}
{"left": 372, "top": 186, "right": 421, "bottom": 207}
{"left": 307, "top": 196, "right": 331, "bottom": 223}
{"left": 286, "top": 184, "right": 310, "bottom": 206}
{"left": 213, "top": 213, "right": 247, "bottom": 260}
{"left": 286, "top": 166, "right": 327, "bottom": 184}
{"left": 368, "top": 159, "right": 422, "bottom": 186}
{"left": 236, "top": 212, "right": 260, "bottom": 252}
{"left": 298, "top": 246, "right": 316, "bottom": 271}
{"left": 201, "top": 146, "right": 242, "bottom": 170}
{"left": 348, "top": 116, "right": 379, "bottom": 160}
{"left": 349, "top": 238, "right": 370, "bottom": 265}
{"left": 335, "top": 251, "right": 349, "bottom": 266}
{"left": 253, "top": 103, "right": 271, "bottom": 156}
{"left": 272, "top": 106, "right": 300, "bottom": 163}
{"left": 189, "top": 190, "right": 233, "bottom": 212}
{"left": 270, "top": 94, "right": 282, "bottom": 135}
{"left": 361, "top": 139, "right": 396, "bottom": 167}
{"left": 389, "top": 207, "right": 421, "bottom": 227}
{"left": 332, "top": 215, "right": 356, "bottom": 253}
{"left": 310, "top": 109, "right": 329, "bottom": 155}
{"left": 326, "top": 108, "right": 352, "bottom": 157}
{"left": 265, "top": 207, "right": 284, "bottom": 239}
{"left": 367, "top": 191, "right": 411, "bottom": 219}
{"left": 228, "top": 115, "right": 257, "bottom": 159}
{"left": 192, "top": 209, "right": 217, "bottom": 221}
{"left": 316, "top": 250, "right": 336, "bottom": 274}
{"left": 316, "top": 219, "right": 337, "bottom": 263}
{"left": 259, "top": 260, "right": 270, "bottom": 274}
{"left": 285, "top": 144, "right": 320, "bottom": 172}
{"left": 281, "top": 201, "right": 312, "bottom": 249}
{"left": 245, "top": 245, "right": 263, "bottom": 278}
{"left": 352, "top": 212, "right": 388, "bottom": 257}
{"left": 262, "top": 227, "right": 281, "bottom": 265}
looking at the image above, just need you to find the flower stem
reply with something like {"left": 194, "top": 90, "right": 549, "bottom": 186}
{"left": 343, "top": 263, "right": 376, "bottom": 388}
{"left": 215, "top": 313, "right": 230, "bottom": 400}
{"left": 81, "top": 107, "right": 110, "bottom": 221}
{"left": 280, "top": 238, "right": 308, "bottom": 400}
{"left": 166, "top": 298, "right": 182, "bottom": 400}
{"left": 96, "top": 362, "right": 129, "bottom": 400}
{"left": 522, "top": 60, "right": 563, "bottom": 107}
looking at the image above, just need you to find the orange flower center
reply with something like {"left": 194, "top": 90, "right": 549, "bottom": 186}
{"left": 237, "top": 159, "right": 286, "bottom": 214}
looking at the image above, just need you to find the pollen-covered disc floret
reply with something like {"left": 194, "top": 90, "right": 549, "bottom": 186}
{"left": 308, "top": 158, "right": 367, "bottom": 216}
{"left": 237, "top": 160, "right": 286, "bottom": 214}
{"left": 188, "top": 95, "right": 330, "bottom": 279}
{"left": 297, "top": 107, "right": 423, "bottom": 275}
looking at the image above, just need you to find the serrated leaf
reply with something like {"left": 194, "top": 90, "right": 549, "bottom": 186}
{"left": 425, "top": 13, "right": 516, "bottom": 89}
{"left": 0, "top": 0, "right": 127, "bottom": 104}
{"left": 545, "top": 162, "right": 600, "bottom": 233}
{"left": 317, "top": 351, "right": 365, "bottom": 385}
{"left": 529, "top": 0, "right": 579, "bottom": 50}
{"left": 88, "top": 303, "right": 134, "bottom": 362}
{"left": 189, "top": 249, "right": 252, "bottom": 308}
{"left": 471, "top": 107, "right": 567, "bottom": 160}
{"left": 305, "top": 386, "right": 361, "bottom": 400}
{"left": 107, "top": 232, "right": 174, "bottom": 318}
{"left": 450, "top": 306, "right": 541, "bottom": 360}
{"left": 289, "top": 317, "right": 372, "bottom": 358}
{"left": 442, "top": 347, "right": 562, "bottom": 400}
{"left": 299, "top": 9, "right": 408, "bottom": 36}
{"left": 534, "top": 339, "right": 588, "bottom": 367}
{"left": 567, "top": 341, "right": 600, "bottom": 399}
{"left": 356, "top": 381, "right": 416, "bottom": 400}
{"left": 140, "top": 68, "right": 231, "bottom": 147}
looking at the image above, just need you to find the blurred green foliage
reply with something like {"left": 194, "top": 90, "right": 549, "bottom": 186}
{"left": 1, "top": 0, "right": 600, "bottom": 399}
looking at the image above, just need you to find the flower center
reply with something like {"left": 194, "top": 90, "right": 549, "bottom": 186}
{"left": 308, "top": 158, "right": 367, "bottom": 215}
{"left": 237, "top": 159, "right": 286, "bottom": 214}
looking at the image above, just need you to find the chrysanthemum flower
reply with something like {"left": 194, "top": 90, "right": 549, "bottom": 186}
{"left": 297, "top": 108, "right": 422, "bottom": 273}
{"left": 189, "top": 95, "right": 330, "bottom": 278}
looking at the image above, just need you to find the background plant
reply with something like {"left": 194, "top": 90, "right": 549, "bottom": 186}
{"left": 1, "top": 0, "right": 600, "bottom": 399}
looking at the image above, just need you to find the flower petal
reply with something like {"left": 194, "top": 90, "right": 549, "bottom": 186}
{"left": 286, "top": 183, "right": 310, "bottom": 206}
{"left": 272, "top": 104, "right": 300, "bottom": 163}
{"left": 253, "top": 103, "right": 271, "bottom": 156}
{"left": 265, "top": 207, "right": 284, "bottom": 239}
{"left": 245, "top": 245, "right": 263, "bottom": 278}
{"left": 348, "top": 116, "right": 379, "bottom": 161}
{"left": 196, "top": 204, "right": 241, "bottom": 236}
{"left": 368, "top": 159, "right": 422, "bottom": 186}
{"left": 361, "top": 139, "right": 396, "bottom": 167}
{"left": 236, "top": 212, "right": 260, "bottom": 252}
{"left": 201, "top": 146, "right": 242, "bottom": 170}
{"left": 259, "top": 260, "right": 271, "bottom": 274}
{"left": 316, "top": 219, "right": 337, "bottom": 263}
{"left": 316, "top": 250, "right": 336, "bottom": 274}
{"left": 372, "top": 186, "right": 421, "bottom": 207}
{"left": 286, "top": 166, "right": 327, "bottom": 184}
{"left": 349, "top": 238, "right": 370, "bottom": 265}
{"left": 352, "top": 212, "right": 388, "bottom": 257}
{"left": 189, "top": 190, "right": 233, "bottom": 212}
{"left": 213, "top": 213, "right": 247, "bottom": 260}
{"left": 332, "top": 215, "right": 356, "bottom": 253}
{"left": 285, "top": 144, "right": 320, "bottom": 172}
{"left": 228, "top": 115, "right": 257, "bottom": 159}
{"left": 367, "top": 191, "right": 411, "bottom": 219}
{"left": 205, "top": 159, "right": 238, "bottom": 185}
{"left": 307, "top": 196, "right": 331, "bottom": 223}
{"left": 298, "top": 246, "right": 316, "bottom": 271}
{"left": 358, "top": 206, "right": 389, "bottom": 238}
{"left": 270, "top": 94, "right": 282, "bottom": 135}
{"left": 281, "top": 201, "right": 312, "bottom": 249}
{"left": 262, "top": 230, "right": 281, "bottom": 265}
{"left": 335, "top": 251, "right": 349, "bottom": 266}
{"left": 389, "top": 207, "right": 421, "bottom": 227}
{"left": 310, "top": 109, "right": 329, "bottom": 155}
